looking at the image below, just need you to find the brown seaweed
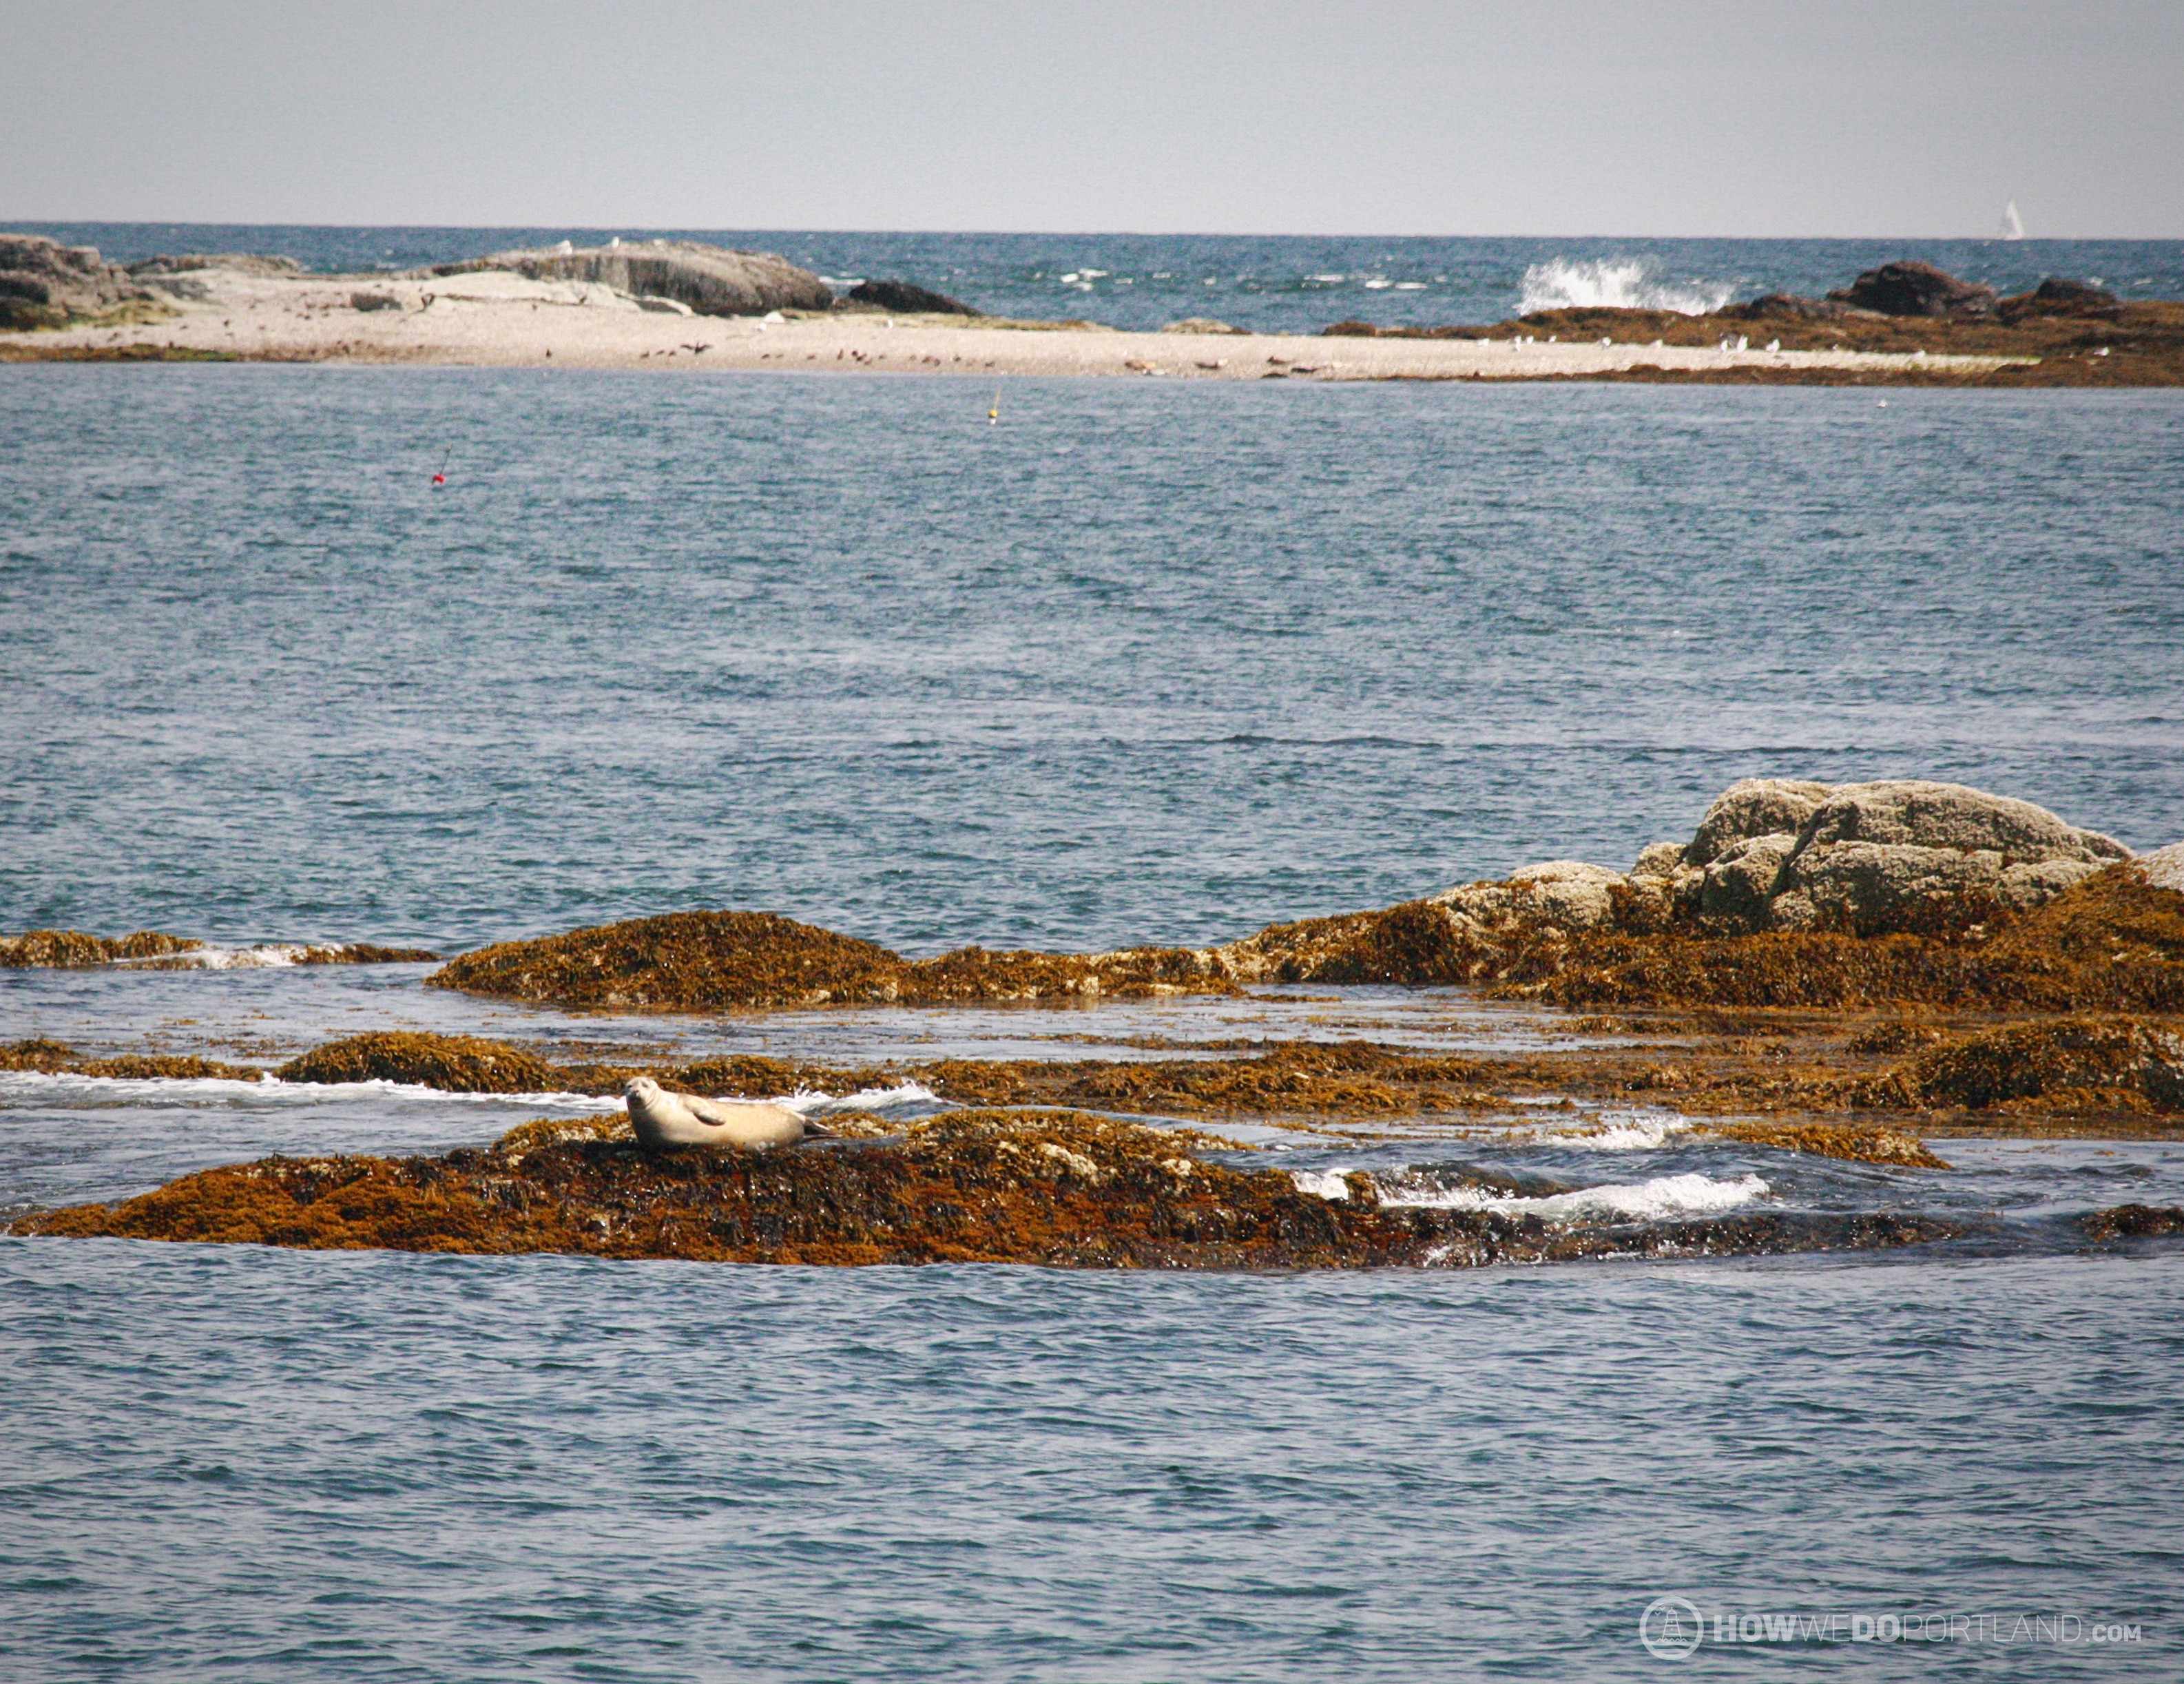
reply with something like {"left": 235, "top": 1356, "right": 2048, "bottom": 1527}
{"left": 10, "top": 1109, "right": 1966, "bottom": 1269}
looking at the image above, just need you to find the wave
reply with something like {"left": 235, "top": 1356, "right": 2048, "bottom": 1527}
{"left": 1533, "top": 1110, "right": 1693, "bottom": 1152}
{"left": 1382, "top": 1171, "right": 1769, "bottom": 1223}
{"left": 1519, "top": 257, "right": 1734, "bottom": 316}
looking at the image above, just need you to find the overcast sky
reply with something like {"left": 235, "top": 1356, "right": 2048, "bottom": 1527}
{"left": 7, "top": 0, "right": 2180, "bottom": 236}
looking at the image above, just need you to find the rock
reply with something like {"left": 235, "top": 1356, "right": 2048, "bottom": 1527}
{"left": 844, "top": 279, "right": 977, "bottom": 315}
{"left": 2000, "top": 858, "right": 2104, "bottom": 909}
{"left": 127, "top": 253, "right": 303, "bottom": 278}
{"left": 1161, "top": 318, "right": 1248, "bottom": 335}
{"left": 1796, "top": 780, "right": 2128, "bottom": 864}
{"left": 1725, "top": 293, "right": 1851, "bottom": 322}
{"left": 1875, "top": 1019, "right": 2184, "bottom": 1111}
{"left": 1666, "top": 778, "right": 2129, "bottom": 935}
{"left": 444, "top": 240, "right": 832, "bottom": 318}
{"left": 1630, "top": 842, "right": 1685, "bottom": 879}
{"left": 1826, "top": 261, "right": 1999, "bottom": 320}
{"left": 1432, "top": 860, "right": 1627, "bottom": 931}
{"left": 0, "top": 233, "right": 153, "bottom": 329}
{"left": 1779, "top": 842, "right": 2004, "bottom": 935}
{"left": 350, "top": 291, "right": 400, "bottom": 312}
{"left": 2135, "top": 841, "right": 2184, "bottom": 893}
{"left": 1685, "top": 778, "right": 1838, "bottom": 866}
{"left": 1998, "top": 277, "right": 2118, "bottom": 323}
{"left": 1698, "top": 833, "right": 1800, "bottom": 930}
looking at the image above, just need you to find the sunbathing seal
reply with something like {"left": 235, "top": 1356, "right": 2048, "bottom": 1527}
{"left": 623, "top": 1074, "right": 829, "bottom": 1150}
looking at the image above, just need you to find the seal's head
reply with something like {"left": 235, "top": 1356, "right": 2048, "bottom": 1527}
{"left": 623, "top": 1075, "right": 661, "bottom": 1100}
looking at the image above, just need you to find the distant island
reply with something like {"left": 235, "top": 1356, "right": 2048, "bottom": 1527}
{"left": 3, "top": 233, "right": 2176, "bottom": 385}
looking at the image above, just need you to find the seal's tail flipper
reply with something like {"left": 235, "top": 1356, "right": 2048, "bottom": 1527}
{"left": 800, "top": 1116, "right": 840, "bottom": 1139}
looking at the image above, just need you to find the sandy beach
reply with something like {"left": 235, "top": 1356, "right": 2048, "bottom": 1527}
{"left": 12, "top": 262, "right": 2034, "bottom": 381}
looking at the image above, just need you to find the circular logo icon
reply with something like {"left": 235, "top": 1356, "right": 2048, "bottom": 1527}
{"left": 1640, "top": 1596, "right": 1706, "bottom": 1659}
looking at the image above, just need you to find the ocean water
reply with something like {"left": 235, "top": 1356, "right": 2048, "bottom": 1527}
{"left": 4, "top": 359, "right": 2183, "bottom": 1677}
{"left": 6, "top": 370, "right": 2181, "bottom": 953}
{"left": 12, "top": 223, "right": 2184, "bottom": 333}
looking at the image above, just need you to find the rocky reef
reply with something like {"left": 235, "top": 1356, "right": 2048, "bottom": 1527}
{"left": 1324, "top": 261, "right": 2184, "bottom": 386}
{"left": 417, "top": 781, "right": 2178, "bottom": 1021}
{"left": 11, "top": 1108, "right": 1970, "bottom": 1267}
{"left": 430, "top": 240, "right": 833, "bottom": 316}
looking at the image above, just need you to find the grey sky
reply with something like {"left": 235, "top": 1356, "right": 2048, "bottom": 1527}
{"left": 8, "top": 0, "right": 2180, "bottom": 236}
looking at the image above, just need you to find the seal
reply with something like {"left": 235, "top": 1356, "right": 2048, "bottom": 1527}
{"left": 622, "top": 1074, "right": 828, "bottom": 1150}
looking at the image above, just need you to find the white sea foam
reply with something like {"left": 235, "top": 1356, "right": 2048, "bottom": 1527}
{"left": 1537, "top": 1110, "right": 1694, "bottom": 1152}
{"left": 1519, "top": 258, "right": 1734, "bottom": 316}
{"left": 782, "top": 1082, "right": 943, "bottom": 1119}
{"left": 1382, "top": 1171, "right": 1769, "bottom": 1223}
{"left": 1289, "top": 1169, "right": 1352, "bottom": 1200}
{"left": 112, "top": 944, "right": 320, "bottom": 970}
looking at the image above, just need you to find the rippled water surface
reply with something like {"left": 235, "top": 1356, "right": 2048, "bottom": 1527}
{"left": 6, "top": 1246, "right": 2180, "bottom": 1681}
{"left": 4, "top": 364, "right": 2183, "bottom": 1678}
{"left": 8, "top": 371, "right": 2181, "bottom": 951}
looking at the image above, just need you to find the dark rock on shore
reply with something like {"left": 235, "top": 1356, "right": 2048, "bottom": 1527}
{"left": 435, "top": 240, "right": 832, "bottom": 316}
{"left": 1999, "top": 277, "right": 2119, "bottom": 322}
{"left": 1827, "top": 260, "right": 1999, "bottom": 318}
{"left": 844, "top": 279, "right": 977, "bottom": 315}
{"left": 1723, "top": 293, "right": 1853, "bottom": 322}
{"left": 0, "top": 235, "right": 156, "bottom": 329}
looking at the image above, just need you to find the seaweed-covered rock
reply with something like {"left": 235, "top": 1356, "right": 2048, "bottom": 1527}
{"left": 0, "top": 1039, "right": 260, "bottom": 1081}
{"left": 1827, "top": 261, "right": 1999, "bottom": 319}
{"left": 1860, "top": 1019, "right": 2184, "bottom": 1112}
{"left": 276, "top": 1032, "right": 559, "bottom": 1093}
{"left": 0, "top": 929, "right": 204, "bottom": 967}
{"left": 844, "top": 279, "right": 977, "bottom": 315}
{"left": 1161, "top": 318, "right": 1247, "bottom": 335}
{"left": 443, "top": 240, "right": 831, "bottom": 317}
{"left": 11, "top": 1107, "right": 1965, "bottom": 1268}
{"left": 429, "top": 910, "right": 1234, "bottom": 1011}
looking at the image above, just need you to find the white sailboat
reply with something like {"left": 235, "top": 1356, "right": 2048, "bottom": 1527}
{"left": 1998, "top": 199, "right": 2026, "bottom": 240}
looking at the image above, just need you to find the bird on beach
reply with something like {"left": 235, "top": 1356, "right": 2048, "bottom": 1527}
{"left": 622, "top": 1075, "right": 831, "bottom": 1150}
